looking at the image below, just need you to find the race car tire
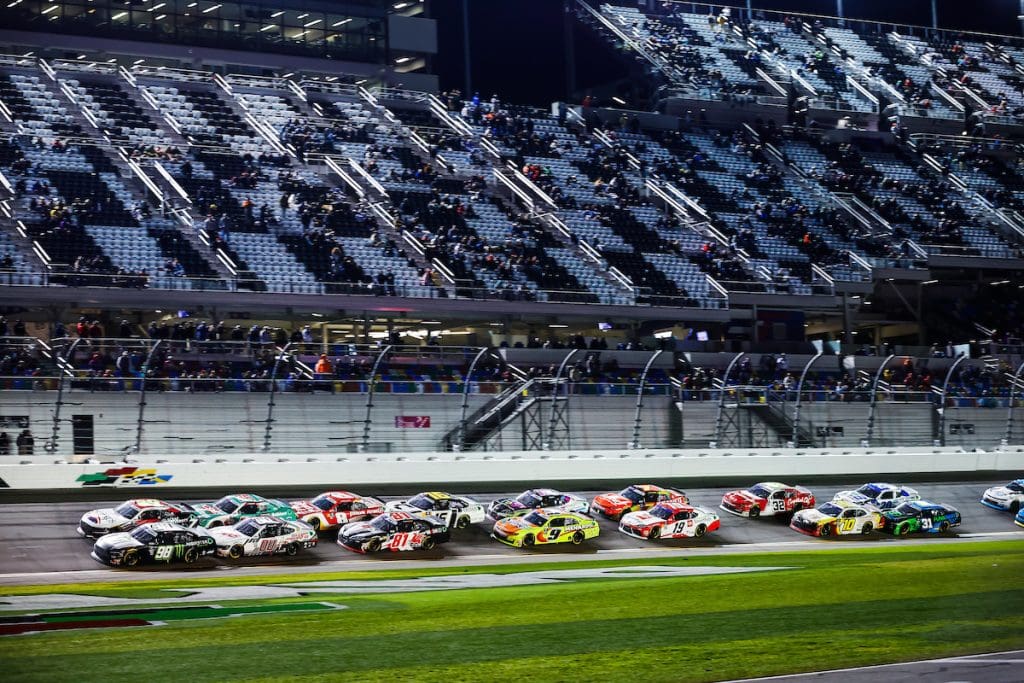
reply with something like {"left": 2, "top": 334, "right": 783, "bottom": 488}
{"left": 183, "top": 547, "right": 199, "bottom": 564}
{"left": 284, "top": 543, "right": 298, "bottom": 556}
{"left": 228, "top": 545, "right": 244, "bottom": 560}
{"left": 939, "top": 522, "right": 949, "bottom": 533}
{"left": 455, "top": 515, "right": 470, "bottom": 530}
{"left": 1010, "top": 502, "right": 1020, "bottom": 515}
{"left": 749, "top": 506, "right": 760, "bottom": 519}
{"left": 648, "top": 526, "right": 661, "bottom": 540}
{"left": 422, "top": 536, "right": 436, "bottom": 551}
{"left": 366, "top": 538, "right": 382, "bottom": 553}
{"left": 522, "top": 534, "right": 535, "bottom": 547}
{"left": 308, "top": 518, "right": 321, "bottom": 532}
{"left": 894, "top": 524, "right": 906, "bottom": 536}
{"left": 123, "top": 551, "right": 139, "bottom": 567}
{"left": 571, "top": 531, "right": 584, "bottom": 545}
{"left": 861, "top": 523, "right": 873, "bottom": 535}
{"left": 694, "top": 524, "right": 707, "bottom": 537}
{"left": 819, "top": 524, "right": 832, "bottom": 538}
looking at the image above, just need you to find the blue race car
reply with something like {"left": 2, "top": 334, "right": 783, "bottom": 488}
{"left": 878, "top": 501, "right": 961, "bottom": 536}
{"left": 1015, "top": 507, "right": 1024, "bottom": 529}
{"left": 833, "top": 482, "right": 919, "bottom": 511}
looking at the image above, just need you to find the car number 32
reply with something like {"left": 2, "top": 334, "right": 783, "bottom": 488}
{"left": 772, "top": 500, "right": 786, "bottom": 512}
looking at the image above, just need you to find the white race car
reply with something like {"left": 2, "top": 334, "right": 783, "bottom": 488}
{"left": 833, "top": 483, "right": 919, "bottom": 511}
{"left": 791, "top": 500, "right": 881, "bottom": 537}
{"left": 207, "top": 515, "right": 318, "bottom": 559}
{"left": 385, "top": 491, "right": 486, "bottom": 529}
{"left": 487, "top": 488, "right": 590, "bottom": 520}
{"left": 980, "top": 479, "right": 1024, "bottom": 513}
{"left": 77, "top": 498, "right": 198, "bottom": 537}
{"left": 619, "top": 502, "right": 721, "bottom": 540}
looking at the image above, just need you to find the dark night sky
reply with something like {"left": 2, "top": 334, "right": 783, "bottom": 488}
{"left": 431, "top": 0, "right": 1023, "bottom": 106}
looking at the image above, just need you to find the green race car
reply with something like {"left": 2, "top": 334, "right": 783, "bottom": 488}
{"left": 192, "top": 493, "right": 297, "bottom": 528}
{"left": 491, "top": 508, "right": 600, "bottom": 547}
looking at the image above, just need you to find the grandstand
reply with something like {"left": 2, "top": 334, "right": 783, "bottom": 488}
{"left": 0, "top": 0, "right": 1020, "bottom": 462}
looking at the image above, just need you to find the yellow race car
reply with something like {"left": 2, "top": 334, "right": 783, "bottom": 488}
{"left": 491, "top": 508, "right": 600, "bottom": 547}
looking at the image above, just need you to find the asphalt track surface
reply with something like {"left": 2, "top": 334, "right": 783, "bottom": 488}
{"left": 0, "top": 479, "right": 1021, "bottom": 585}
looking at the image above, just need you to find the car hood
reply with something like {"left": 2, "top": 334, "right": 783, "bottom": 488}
{"left": 620, "top": 511, "right": 662, "bottom": 527}
{"left": 339, "top": 521, "right": 380, "bottom": 538}
{"left": 494, "top": 516, "right": 536, "bottom": 534}
{"left": 290, "top": 501, "right": 321, "bottom": 516}
{"left": 94, "top": 532, "right": 144, "bottom": 550}
{"left": 793, "top": 509, "right": 834, "bottom": 524}
{"left": 490, "top": 498, "right": 525, "bottom": 511}
{"left": 82, "top": 508, "right": 130, "bottom": 529}
{"left": 724, "top": 490, "right": 762, "bottom": 505}
{"left": 835, "top": 491, "right": 873, "bottom": 505}
{"left": 984, "top": 486, "right": 1015, "bottom": 499}
{"left": 207, "top": 528, "right": 248, "bottom": 543}
{"left": 593, "top": 493, "right": 632, "bottom": 510}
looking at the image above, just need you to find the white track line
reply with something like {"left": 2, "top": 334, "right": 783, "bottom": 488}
{"left": 720, "top": 650, "right": 1024, "bottom": 681}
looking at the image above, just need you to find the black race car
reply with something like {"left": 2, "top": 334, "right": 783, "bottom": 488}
{"left": 337, "top": 512, "right": 451, "bottom": 553}
{"left": 91, "top": 521, "right": 216, "bottom": 567}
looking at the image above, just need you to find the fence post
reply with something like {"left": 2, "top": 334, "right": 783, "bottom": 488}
{"left": 790, "top": 343, "right": 824, "bottom": 447}
{"left": 45, "top": 337, "right": 82, "bottom": 454}
{"left": 1005, "top": 360, "right": 1024, "bottom": 447}
{"left": 457, "top": 346, "right": 491, "bottom": 451}
{"left": 362, "top": 344, "right": 393, "bottom": 451}
{"left": 263, "top": 342, "right": 294, "bottom": 452}
{"left": 937, "top": 353, "right": 968, "bottom": 447}
{"left": 546, "top": 348, "right": 579, "bottom": 449}
{"left": 863, "top": 353, "right": 896, "bottom": 446}
{"left": 630, "top": 350, "right": 663, "bottom": 449}
{"left": 712, "top": 352, "right": 745, "bottom": 447}
{"left": 133, "top": 339, "right": 163, "bottom": 455}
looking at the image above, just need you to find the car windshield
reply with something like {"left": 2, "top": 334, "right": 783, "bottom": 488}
{"left": 371, "top": 517, "right": 396, "bottom": 532}
{"left": 748, "top": 485, "right": 772, "bottom": 499}
{"left": 894, "top": 503, "right": 917, "bottom": 515}
{"left": 311, "top": 496, "right": 335, "bottom": 511}
{"left": 130, "top": 527, "right": 156, "bottom": 543}
{"left": 856, "top": 484, "right": 883, "bottom": 497}
{"left": 1008, "top": 481, "right": 1024, "bottom": 493}
{"left": 515, "top": 491, "right": 542, "bottom": 508}
{"left": 523, "top": 511, "right": 548, "bottom": 526}
{"left": 214, "top": 497, "right": 239, "bottom": 514}
{"left": 618, "top": 487, "right": 644, "bottom": 504}
{"left": 648, "top": 505, "right": 673, "bottom": 520}
{"left": 407, "top": 494, "right": 435, "bottom": 510}
{"left": 235, "top": 520, "right": 261, "bottom": 537}
{"left": 114, "top": 503, "right": 140, "bottom": 518}
{"left": 818, "top": 503, "right": 844, "bottom": 516}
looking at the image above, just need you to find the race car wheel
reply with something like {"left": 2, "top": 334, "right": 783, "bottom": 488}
{"left": 455, "top": 515, "right": 470, "bottom": 530}
{"left": 1010, "top": 502, "right": 1020, "bottom": 514}
{"left": 648, "top": 526, "right": 661, "bottom": 540}
{"left": 421, "top": 536, "right": 436, "bottom": 551}
{"left": 183, "top": 547, "right": 199, "bottom": 564}
{"left": 894, "top": 524, "right": 906, "bottom": 536}
{"left": 228, "top": 545, "right": 244, "bottom": 560}
{"left": 123, "top": 551, "right": 139, "bottom": 567}
{"left": 571, "top": 531, "right": 584, "bottom": 545}
{"left": 748, "top": 506, "right": 760, "bottom": 519}
{"left": 284, "top": 543, "right": 298, "bottom": 556}
{"left": 522, "top": 534, "right": 535, "bottom": 547}
{"left": 694, "top": 524, "right": 707, "bottom": 537}
{"left": 861, "top": 523, "right": 873, "bottom": 535}
{"left": 819, "top": 524, "right": 832, "bottom": 538}
{"left": 308, "top": 518, "right": 321, "bottom": 532}
{"left": 366, "top": 538, "right": 382, "bottom": 553}
{"left": 939, "top": 522, "right": 949, "bottom": 533}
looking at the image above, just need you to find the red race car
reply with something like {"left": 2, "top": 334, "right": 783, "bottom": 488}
{"left": 591, "top": 484, "right": 688, "bottom": 520}
{"left": 289, "top": 491, "right": 385, "bottom": 531}
{"left": 720, "top": 482, "right": 815, "bottom": 518}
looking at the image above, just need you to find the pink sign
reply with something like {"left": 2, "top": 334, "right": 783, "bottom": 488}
{"left": 394, "top": 415, "right": 431, "bottom": 428}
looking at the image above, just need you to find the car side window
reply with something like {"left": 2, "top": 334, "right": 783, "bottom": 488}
{"left": 414, "top": 520, "right": 430, "bottom": 532}
{"left": 349, "top": 502, "right": 362, "bottom": 512}
{"left": 772, "top": 491, "right": 785, "bottom": 500}
{"left": 880, "top": 491, "right": 892, "bottom": 500}
{"left": 239, "top": 503, "right": 257, "bottom": 514}
{"left": 549, "top": 517, "right": 565, "bottom": 527}
{"left": 398, "top": 520, "right": 414, "bottom": 532}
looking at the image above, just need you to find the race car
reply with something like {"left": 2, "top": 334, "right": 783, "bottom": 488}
{"left": 1014, "top": 506, "right": 1024, "bottom": 529}
{"left": 207, "top": 516, "right": 317, "bottom": 559}
{"left": 385, "top": 491, "right": 486, "bottom": 529}
{"left": 91, "top": 522, "right": 215, "bottom": 567}
{"left": 337, "top": 511, "right": 451, "bottom": 553}
{"left": 790, "top": 500, "right": 881, "bottom": 537}
{"left": 487, "top": 488, "right": 590, "bottom": 520}
{"left": 590, "top": 484, "right": 688, "bottom": 520}
{"left": 877, "top": 501, "right": 962, "bottom": 536}
{"left": 833, "top": 483, "right": 919, "bottom": 511}
{"left": 720, "top": 482, "right": 815, "bottom": 518}
{"left": 192, "top": 493, "right": 297, "bottom": 528}
{"left": 980, "top": 479, "right": 1024, "bottom": 513}
{"left": 77, "top": 498, "right": 197, "bottom": 537}
{"left": 289, "top": 491, "right": 385, "bottom": 531}
{"left": 619, "top": 502, "right": 720, "bottom": 540}
{"left": 491, "top": 509, "right": 600, "bottom": 547}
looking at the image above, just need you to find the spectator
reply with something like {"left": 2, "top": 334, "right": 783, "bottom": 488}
{"left": 16, "top": 429, "right": 33, "bottom": 456}
{"left": 0, "top": 431, "right": 8, "bottom": 455}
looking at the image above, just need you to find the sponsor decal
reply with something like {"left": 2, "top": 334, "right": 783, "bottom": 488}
{"left": 76, "top": 467, "right": 173, "bottom": 487}
{"left": 394, "top": 415, "right": 431, "bottom": 428}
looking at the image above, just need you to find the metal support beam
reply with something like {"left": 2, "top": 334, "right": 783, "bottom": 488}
{"left": 362, "top": 345, "right": 393, "bottom": 451}
{"left": 864, "top": 354, "right": 896, "bottom": 446}
{"left": 457, "top": 347, "right": 491, "bottom": 451}
{"left": 937, "top": 353, "right": 968, "bottom": 446}
{"left": 630, "top": 350, "right": 663, "bottom": 449}
{"left": 790, "top": 345, "right": 824, "bottom": 447}
{"left": 133, "top": 340, "right": 163, "bottom": 455}
{"left": 712, "top": 352, "right": 745, "bottom": 447}
{"left": 263, "top": 342, "right": 294, "bottom": 452}
{"left": 45, "top": 337, "right": 82, "bottom": 454}
{"left": 547, "top": 349, "right": 579, "bottom": 450}
{"left": 1005, "top": 360, "right": 1024, "bottom": 446}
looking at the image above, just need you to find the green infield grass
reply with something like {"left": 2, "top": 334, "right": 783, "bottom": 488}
{"left": 1, "top": 540, "right": 1022, "bottom": 682}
